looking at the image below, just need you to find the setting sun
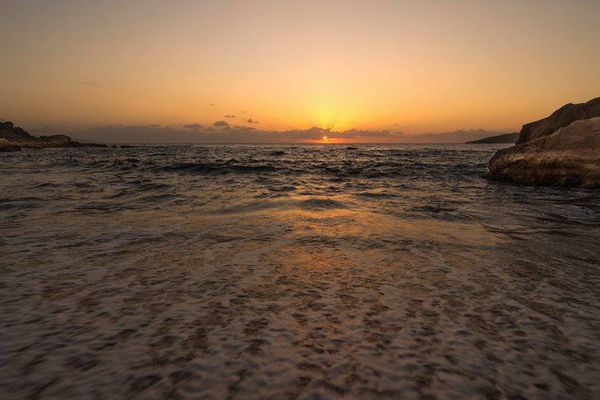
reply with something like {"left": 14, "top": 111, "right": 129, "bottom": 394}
{"left": 2, "top": 1, "right": 599, "bottom": 140}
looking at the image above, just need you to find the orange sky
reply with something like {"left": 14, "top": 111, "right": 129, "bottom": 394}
{"left": 1, "top": 1, "right": 599, "bottom": 141}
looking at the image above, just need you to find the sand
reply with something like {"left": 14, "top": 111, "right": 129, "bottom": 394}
{"left": 1, "top": 206, "right": 599, "bottom": 399}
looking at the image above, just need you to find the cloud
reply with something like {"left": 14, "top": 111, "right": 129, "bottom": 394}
{"left": 246, "top": 118, "right": 259, "bottom": 124}
{"left": 232, "top": 125, "right": 256, "bottom": 131}
{"left": 69, "top": 123, "right": 507, "bottom": 144}
{"left": 224, "top": 114, "right": 236, "bottom": 119}
{"left": 183, "top": 123, "right": 202, "bottom": 130}
{"left": 81, "top": 81, "right": 98, "bottom": 86}
{"left": 209, "top": 103, "right": 215, "bottom": 107}
{"left": 70, "top": 124, "right": 199, "bottom": 144}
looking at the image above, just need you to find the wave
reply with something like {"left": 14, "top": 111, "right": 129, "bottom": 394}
{"left": 163, "top": 162, "right": 284, "bottom": 174}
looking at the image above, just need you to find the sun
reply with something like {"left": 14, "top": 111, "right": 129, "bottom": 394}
{"left": 322, "top": 135, "right": 328, "bottom": 142}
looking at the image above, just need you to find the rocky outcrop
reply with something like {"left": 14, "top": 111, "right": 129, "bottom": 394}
{"left": 488, "top": 97, "right": 600, "bottom": 188}
{"left": 489, "top": 117, "right": 600, "bottom": 188}
{"left": 517, "top": 97, "right": 600, "bottom": 144}
{"left": 0, "top": 121, "right": 105, "bottom": 152}
{"left": 0, "top": 138, "right": 22, "bottom": 152}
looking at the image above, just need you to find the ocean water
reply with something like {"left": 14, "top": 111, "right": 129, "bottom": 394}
{"left": 1, "top": 144, "right": 600, "bottom": 399}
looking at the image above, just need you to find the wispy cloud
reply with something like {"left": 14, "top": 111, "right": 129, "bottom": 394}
{"left": 246, "top": 118, "right": 259, "bottom": 124}
{"left": 224, "top": 114, "right": 236, "bottom": 119}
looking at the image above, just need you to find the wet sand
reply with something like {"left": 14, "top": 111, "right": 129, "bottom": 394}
{"left": 1, "top": 145, "right": 600, "bottom": 399}
{"left": 1, "top": 207, "right": 599, "bottom": 399}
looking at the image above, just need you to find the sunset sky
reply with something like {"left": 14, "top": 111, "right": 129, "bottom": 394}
{"left": 1, "top": 0, "right": 599, "bottom": 142}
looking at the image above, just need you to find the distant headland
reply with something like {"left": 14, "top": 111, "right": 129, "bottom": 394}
{"left": 0, "top": 121, "right": 105, "bottom": 152}
{"left": 466, "top": 132, "right": 519, "bottom": 144}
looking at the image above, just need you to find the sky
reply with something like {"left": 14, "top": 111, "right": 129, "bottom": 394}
{"left": 1, "top": 0, "right": 599, "bottom": 143}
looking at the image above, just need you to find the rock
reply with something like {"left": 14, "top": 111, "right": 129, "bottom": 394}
{"left": 517, "top": 97, "right": 600, "bottom": 144}
{"left": 488, "top": 97, "right": 600, "bottom": 188}
{"left": 488, "top": 117, "right": 600, "bottom": 188}
{"left": 0, "top": 138, "right": 22, "bottom": 152}
{"left": 0, "top": 122, "right": 36, "bottom": 142}
{"left": 37, "top": 134, "right": 73, "bottom": 143}
{"left": 0, "top": 121, "right": 15, "bottom": 130}
{"left": 0, "top": 121, "right": 106, "bottom": 149}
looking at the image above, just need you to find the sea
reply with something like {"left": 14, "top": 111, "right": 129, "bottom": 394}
{"left": 1, "top": 144, "right": 599, "bottom": 399}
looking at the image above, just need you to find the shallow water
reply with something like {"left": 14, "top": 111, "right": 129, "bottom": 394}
{"left": 1, "top": 144, "right": 600, "bottom": 399}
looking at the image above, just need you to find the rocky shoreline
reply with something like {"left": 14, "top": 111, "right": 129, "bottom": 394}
{"left": 489, "top": 97, "right": 600, "bottom": 188}
{"left": 0, "top": 121, "right": 105, "bottom": 152}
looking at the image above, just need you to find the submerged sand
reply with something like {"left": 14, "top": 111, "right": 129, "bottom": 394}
{"left": 1, "top": 144, "right": 600, "bottom": 399}
{"left": 1, "top": 206, "right": 599, "bottom": 399}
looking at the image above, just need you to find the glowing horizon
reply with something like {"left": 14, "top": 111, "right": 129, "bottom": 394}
{"left": 1, "top": 1, "right": 599, "bottom": 142}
